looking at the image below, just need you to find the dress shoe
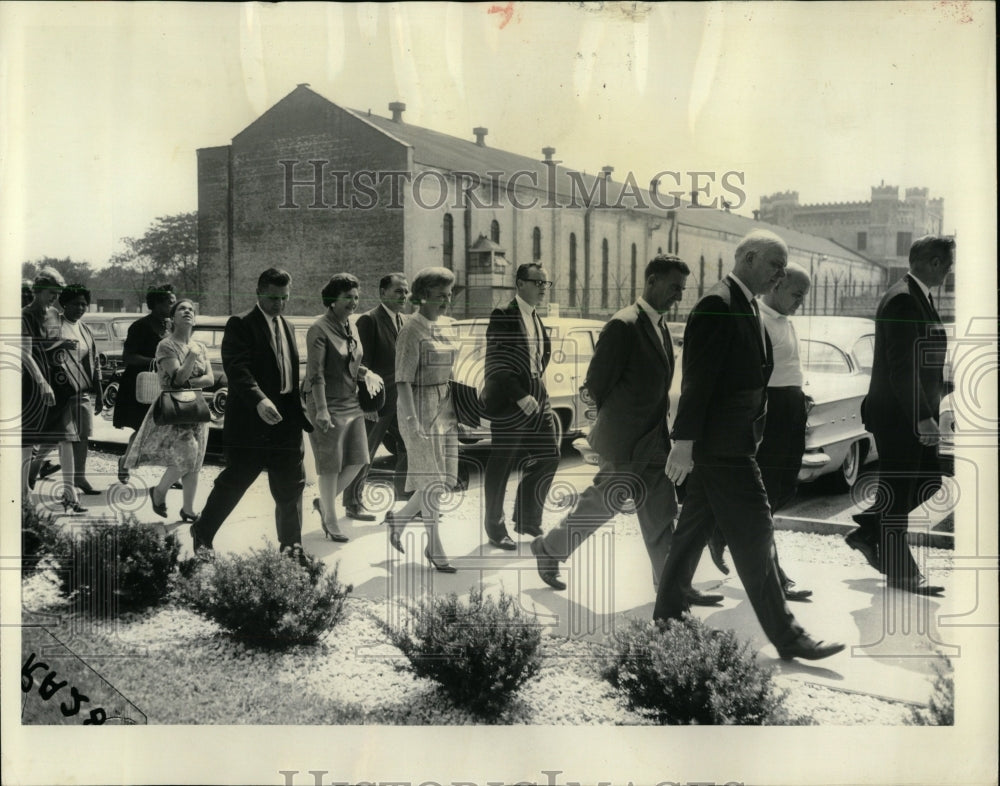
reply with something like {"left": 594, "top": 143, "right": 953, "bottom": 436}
{"left": 382, "top": 510, "right": 406, "bottom": 554}
{"left": 707, "top": 529, "right": 730, "bottom": 575}
{"left": 513, "top": 522, "right": 543, "bottom": 538}
{"left": 76, "top": 480, "right": 102, "bottom": 495}
{"left": 170, "top": 481, "right": 183, "bottom": 490}
{"left": 313, "top": 499, "right": 349, "bottom": 542}
{"left": 845, "top": 528, "right": 882, "bottom": 572}
{"left": 783, "top": 586, "right": 813, "bottom": 602}
{"left": 38, "top": 461, "right": 61, "bottom": 480}
{"left": 345, "top": 505, "right": 376, "bottom": 522}
{"left": 530, "top": 538, "right": 566, "bottom": 590}
{"left": 888, "top": 576, "right": 945, "bottom": 596}
{"left": 488, "top": 535, "right": 517, "bottom": 550}
{"left": 148, "top": 488, "right": 168, "bottom": 518}
{"left": 776, "top": 634, "right": 845, "bottom": 661}
{"left": 424, "top": 547, "right": 458, "bottom": 574}
{"left": 684, "top": 588, "right": 724, "bottom": 606}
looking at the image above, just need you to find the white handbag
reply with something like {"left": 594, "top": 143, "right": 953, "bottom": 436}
{"left": 135, "top": 362, "right": 161, "bottom": 405}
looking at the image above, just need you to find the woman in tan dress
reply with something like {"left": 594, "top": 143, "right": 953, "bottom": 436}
{"left": 382, "top": 267, "right": 459, "bottom": 572}
{"left": 303, "top": 273, "right": 384, "bottom": 542}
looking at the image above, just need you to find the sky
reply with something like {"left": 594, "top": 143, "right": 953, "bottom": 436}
{"left": 2, "top": 2, "right": 995, "bottom": 274}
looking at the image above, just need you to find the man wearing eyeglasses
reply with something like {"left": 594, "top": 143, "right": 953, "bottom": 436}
{"left": 480, "top": 263, "right": 561, "bottom": 551}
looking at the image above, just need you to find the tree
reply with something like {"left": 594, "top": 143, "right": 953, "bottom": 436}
{"left": 102, "top": 212, "right": 199, "bottom": 307}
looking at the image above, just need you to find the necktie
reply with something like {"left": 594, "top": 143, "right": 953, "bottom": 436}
{"left": 396, "top": 313, "right": 403, "bottom": 334}
{"left": 273, "top": 316, "right": 287, "bottom": 392}
{"left": 658, "top": 317, "right": 670, "bottom": 351}
{"left": 531, "top": 310, "right": 544, "bottom": 374}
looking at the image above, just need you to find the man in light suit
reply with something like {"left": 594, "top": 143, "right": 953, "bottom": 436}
{"left": 655, "top": 230, "right": 844, "bottom": 661}
{"left": 342, "top": 272, "right": 410, "bottom": 520}
{"left": 529, "top": 255, "right": 721, "bottom": 604}
{"left": 191, "top": 268, "right": 313, "bottom": 562}
{"left": 848, "top": 235, "right": 953, "bottom": 595}
{"left": 480, "top": 263, "right": 561, "bottom": 550}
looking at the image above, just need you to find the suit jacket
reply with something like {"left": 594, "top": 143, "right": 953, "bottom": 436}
{"left": 220, "top": 307, "right": 312, "bottom": 449}
{"left": 481, "top": 299, "right": 552, "bottom": 421}
{"left": 671, "top": 277, "right": 774, "bottom": 458}
{"left": 586, "top": 303, "right": 675, "bottom": 464}
{"left": 355, "top": 304, "right": 401, "bottom": 415}
{"left": 862, "top": 275, "right": 946, "bottom": 440}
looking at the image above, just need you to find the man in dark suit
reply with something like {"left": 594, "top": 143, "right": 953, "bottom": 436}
{"left": 654, "top": 230, "right": 844, "bottom": 661}
{"left": 529, "top": 255, "right": 721, "bottom": 605}
{"left": 190, "top": 268, "right": 313, "bottom": 562}
{"left": 480, "top": 263, "right": 561, "bottom": 550}
{"left": 848, "top": 235, "right": 953, "bottom": 595}
{"left": 342, "top": 272, "right": 410, "bottom": 520}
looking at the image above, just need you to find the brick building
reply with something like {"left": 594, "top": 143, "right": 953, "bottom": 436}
{"left": 759, "top": 184, "right": 953, "bottom": 318}
{"left": 197, "top": 85, "right": 884, "bottom": 319}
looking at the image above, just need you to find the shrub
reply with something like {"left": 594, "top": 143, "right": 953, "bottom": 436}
{"left": 176, "top": 546, "right": 352, "bottom": 648}
{"left": 382, "top": 587, "right": 543, "bottom": 717}
{"left": 601, "top": 615, "right": 791, "bottom": 724}
{"left": 51, "top": 514, "right": 181, "bottom": 615}
{"left": 908, "top": 655, "right": 954, "bottom": 725}
{"left": 22, "top": 503, "right": 62, "bottom": 574}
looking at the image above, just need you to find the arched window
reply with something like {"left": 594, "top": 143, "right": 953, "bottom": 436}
{"left": 532, "top": 227, "right": 542, "bottom": 261}
{"left": 490, "top": 220, "right": 500, "bottom": 244}
{"left": 630, "top": 243, "right": 638, "bottom": 302}
{"left": 569, "top": 233, "right": 578, "bottom": 308}
{"left": 442, "top": 214, "right": 454, "bottom": 270}
{"left": 601, "top": 239, "right": 610, "bottom": 309}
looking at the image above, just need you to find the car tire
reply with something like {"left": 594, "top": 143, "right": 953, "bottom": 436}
{"left": 833, "top": 440, "right": 863, "bottom": 491}
{"left": 102, "top": 380, "right": 119, "bottom": 411}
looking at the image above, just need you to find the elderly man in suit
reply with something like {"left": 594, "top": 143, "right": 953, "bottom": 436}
{"left": 654, "top": 230, "right": 844, "bottom": 661}
{"left": 342, "top": 272, "right": 410, "bottom": 520}
{"left": 190, "top": 268, "right": 313, "bottom": 563}
{"left": 480, "top": 263, "right": 562, "bottom": 550}
{"left": 848, "top": 235, "right": 953, "bottom": 595}
{"left": 529, "top": 255, "right": 722, "bottom": 605}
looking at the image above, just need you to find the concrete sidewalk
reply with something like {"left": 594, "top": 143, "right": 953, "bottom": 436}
{"left": 33, "top": 453, "right": 957, "bottom": 708}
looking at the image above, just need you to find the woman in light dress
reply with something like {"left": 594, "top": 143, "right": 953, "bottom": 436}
{"left": 303, "top": 273, "right": 384, "bottom": 542}
{"left": 382, "top": 267, "right": 459, "bottom": 573}
{"left": 123, "top": 299, "right": 214, "bottom": 522}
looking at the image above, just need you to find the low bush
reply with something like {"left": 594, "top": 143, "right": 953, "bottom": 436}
{"left": 601, "top": 615, "right": 791, "bottom": 725}
{"left": 51, "top": 515, "right": 181, "bottom": 615}
{"left": 175, "top": 547, "right": 352, "bottom": 648}
{"left": 908, "top": 655, "right": 954, "bottom": 725}
{"left": 21, "top": 503, "right": 62, "bottom": 574}
{"left": 382, "top": 587, "right": 543, "bottom": 717}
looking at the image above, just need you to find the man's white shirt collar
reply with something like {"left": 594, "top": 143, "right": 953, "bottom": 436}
{"left": 906, "top": 271, "right": 932, "bottom": 301}
{"left": 728, "top": 273, "right": 756, "bottom": 304}
{"left": 636, "top": 296, "right": 664, "bottom": 325}
{"left": 514, "top": 294, "right": 536, "bottom": 319}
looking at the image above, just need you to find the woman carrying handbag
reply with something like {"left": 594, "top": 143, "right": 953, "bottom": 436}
{"left": 122, "top": 299, "right": 214, "bottom": 521}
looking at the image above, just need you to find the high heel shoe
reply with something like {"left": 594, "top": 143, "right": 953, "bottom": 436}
{"left": 76, "top": 480, "right": 102, "bottom": 495}
{"left": 149, "top": 488, "right": 168, "bottom": 519}
{"left": 382, "top": 510, "right": 405, "bottom": 554}
{"left": 179, "top": 509, "right": 200, "bottom": 523}
{"left": 424, "top": 546, "right": 457, "bottom": 574}
{"left": 59, "top": 494, "right": 86, "bottom": 514}
{"left": 312, "top": 498, "right": 348, "bottom": 542}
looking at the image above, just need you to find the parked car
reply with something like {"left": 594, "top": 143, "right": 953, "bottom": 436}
{"left": 792, "top": 316, "right": 878, "bottom": 489}
{"left": 574, "top": 314, "right": 879, "bottom": 491}
{"left": 450, "top": 316, "right": 608, "bottom": 452}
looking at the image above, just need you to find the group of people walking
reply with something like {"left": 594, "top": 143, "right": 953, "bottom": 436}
{"left": 20, "top": 228, "right": 953, "bottom": 662}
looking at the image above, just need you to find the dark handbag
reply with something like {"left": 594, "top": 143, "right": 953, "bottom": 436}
{"left": 153, "top": 388, "right": 211, "bottom": 425}
{"left": 450, "top": 380, "right": 484, "bottom": 428}
{"left": 358, "top": 380, "right": 387, "bottom": 415}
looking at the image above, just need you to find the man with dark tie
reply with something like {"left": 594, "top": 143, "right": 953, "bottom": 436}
{"left": 529, "top": 255, "right": 720, "bottom": 605}
{"left": 342, "top": 272, "right": 411, "bottom": 520}
{"left": 654, "top": 230, "right": 844, "bottom": 661}
{"left": 190, "top": 268, "right": 313, "bottom": 563}
{"left": 480, "top": 263, "right": 561, "bottom": 550}
{"left": 848, "top": 235, "right": 953, "bottom": 595}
